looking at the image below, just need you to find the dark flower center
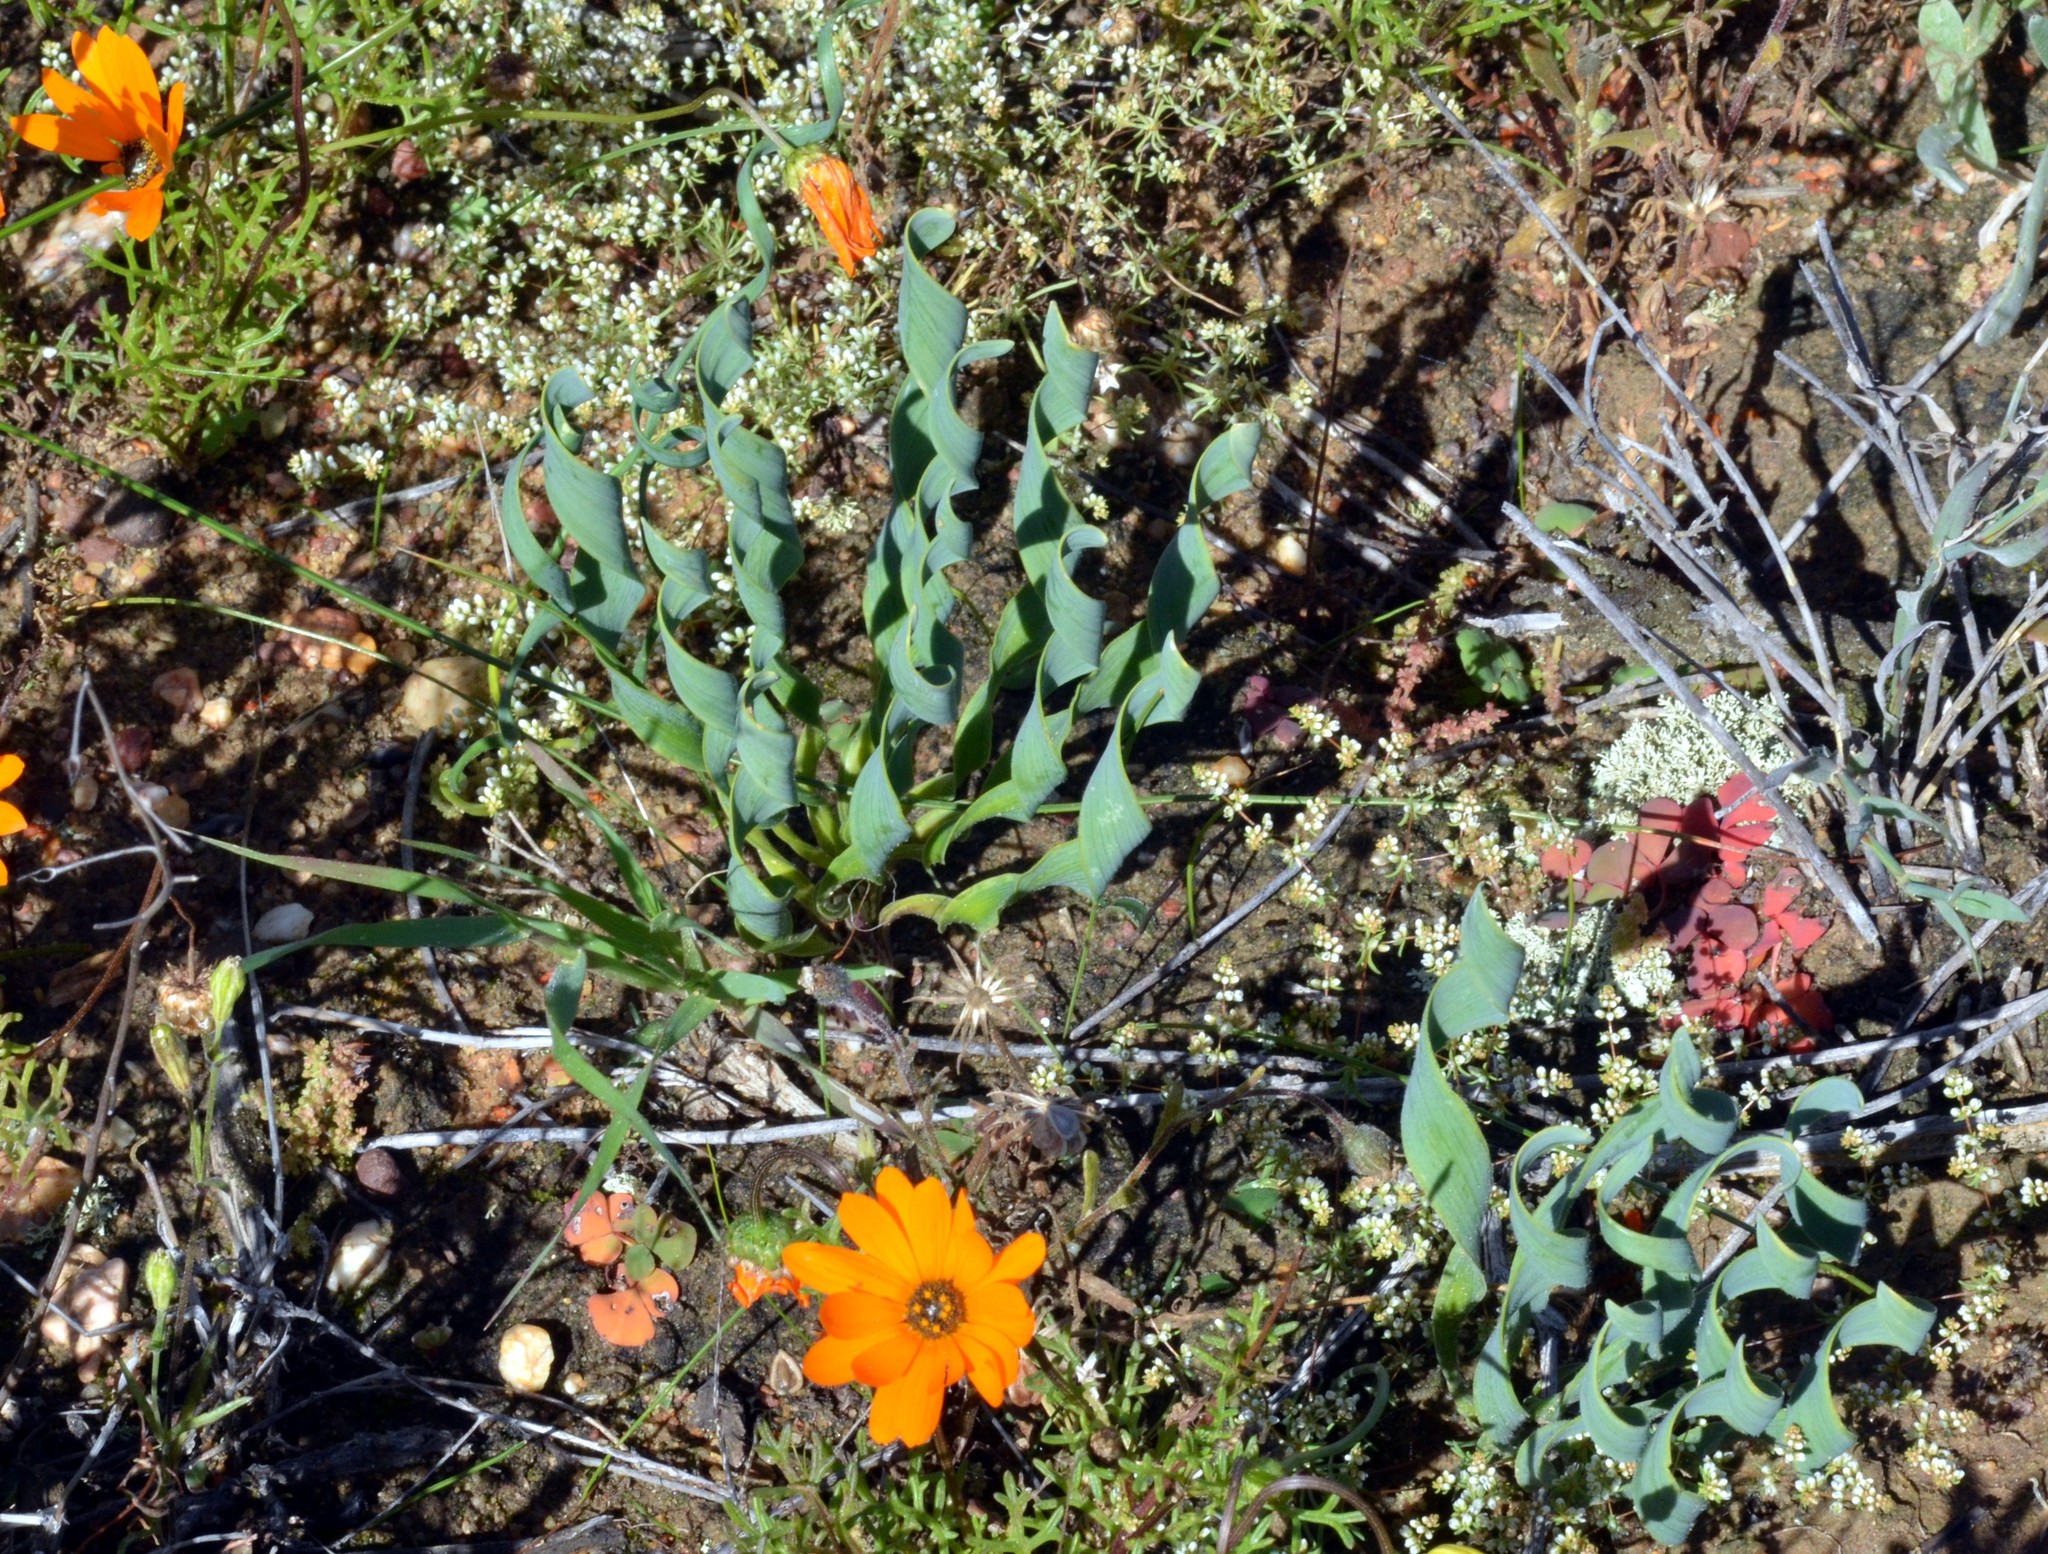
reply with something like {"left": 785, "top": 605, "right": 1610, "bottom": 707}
{"left": 904, "top": 1279, "right": 965, "bottom": 1340}
{"left": 120, "top": 140, "right": 163, "bottom": 189}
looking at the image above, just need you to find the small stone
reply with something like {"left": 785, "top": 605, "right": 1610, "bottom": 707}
{"left": 22, "top": 206, "right": 128, "bottom": 293}
{"left": 253, "top": 903, "right": 315, "bottom": 943}
{"left": 498, "top": 1323, "right": 556, "bottom": 1393}
{"left": 355, "top": 1148, "right": 403, "bottom": 1199}
{"left": 135, "top": 784, "right": 191, "bottom": 830}
{"left": 113, "top": 726, "right": 153, "bottom": 773}
{"left": 1070, "top": 306, "right": 1118, "bottom": 353}
{"left": 1272, "top": 534, "right": 1310, "bottom": 576}
{"left": 197, "top": 697, "right": 234, "bottom": 732}
{"left": 152, "top": 668, "right": 203, "bottom": 718}
{"left": 0, "top": 1155, "right": 81, "bottom": 1243}
{"left": 325, "top": 1219, "right": 393, "bottom": 1297}
{"left": 77, "top": 534, "right": 122, "bottom": 566}
{"left": 1145, "top": 518, "right": 1175, "bottom": 544}
{"left": 399, "top": 656, "right": 488, "bottom": 734}
{"left": 69, "top": 571, "right": 99, "bottom": 598}
{"left": 40, "top": 1248, "right": 129, "bottom": 1380}
{"left": 106, "top": 507, "right": 173, "bottom": 548}
{"left": 1209, "top": 755, "right": 1252, "bottom": 789}
{"left": 70, "top": 775, "right": 98, "bottom": 813}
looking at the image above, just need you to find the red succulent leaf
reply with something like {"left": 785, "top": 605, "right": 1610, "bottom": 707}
{"left": 1584, "top": 838, "right": 1638, "bottom": 902}
{"left": 1541, "top": 839, "right": 1593, "bottom": 882}
{"left": 1700, "top": 902, "right": 1760, "bottom": 951}
{"left": 1698, "top": 876, "right": 1735, "bottom": 906}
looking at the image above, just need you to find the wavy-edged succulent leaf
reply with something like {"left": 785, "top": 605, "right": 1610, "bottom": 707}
{"left": 1658, "top": 1029, "right": 1738, "bottom": 1153}
{"left": 1771, "top": 1282, "right": 1936, "bottom": 1470}
{"left": 1432, "top": 1245, "right": 1489, "bottom": 1398}
{"left": 1474, "top": 1306, "right": 1532, "bottom": 1451}
{"left": 1629, "top": 1399, "right": 1710, "bottom": 1545}
{"left": 1401, "top": 889, "right": 1520, "bottom": 1277}
{"left": 1576, "top": 1324, "right": 1653, "bottom": 1462}
{"left": 822, "top": 744, "right": 913, "bottom": 887}
{"left": 1781, "top": 1074, "right": 1860, "bottom": 1137}
{"left": 1506, "top": 1126, "right": 1594, "bottom": 1310}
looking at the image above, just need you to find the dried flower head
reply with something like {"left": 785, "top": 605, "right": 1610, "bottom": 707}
{"left": 791, "top": 151, "right": 882, "bottom": 277}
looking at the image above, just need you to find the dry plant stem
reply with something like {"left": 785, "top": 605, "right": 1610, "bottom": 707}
{"left": 1504, "top": 503, "right": 1878, "bottom": 942}
{"left": 1066, "top": 766, "right": 1375, "bottom": 1044}
{"left": 261, "top": 1297, "right": 733, "bottom": 1503}
{"left": 1421, "top": 84, "right": 1845, "bottom": 717}
{"left": 402, "top": 730, "right": 469, "bottom": 1031}
{"left": 0, "top": 861, "right": 161, "bottom": 1414}
{"left": 1779, "top": 295, "right": 1993, "bottom": 550}
{"left": 369, "top": 1074, "right": 1350, "bottom": 1152}
{"left": 1525, "top": 354, "right": 1826, "bottom": 726}
{"left": 1853, "top": 987, "right": 2048, "bottom": 1120}
{"left": 1900, "top": 865, "right": 2048, "bottom": 1029}
{"left": 1792, "top": 235, "right": 2017, "bottom": 794}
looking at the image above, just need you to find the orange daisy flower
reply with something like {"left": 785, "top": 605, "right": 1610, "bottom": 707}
{"left": 0, "top": 754, "right": 26, "bottom": 887}
{"left": 791, "top": 152, "right": 882, "bottom": 278}
{"left": 10, "top": 27, "right": 185, "bottom": 243}
{"left": 783, "top": 1167, "right": 1043, "bottom": 1449}
{"left": 728, "top": 1255, "right": 810, "bottom": 1310}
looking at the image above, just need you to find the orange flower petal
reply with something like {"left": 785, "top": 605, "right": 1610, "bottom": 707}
{"left": 783, "top": 1240, "right": 910, "bottom": 1300}
{"left": 90, "top": 184, "right": 165, "bottom": 242}
{"left": 964, "top": 1281, "right": 1035, "bottom": 1348}
{"left": 36, "top": 68, "right": 127, "bottom": 150}
{"left": 164, "top": 80, "right": 185, "bottom": 154}
{"left": 889, "top": 1174, "right": 953, "bottom": 1281}
{"left": 955, "top": 1328, "right": 1012, "bottom": 1405}
{"left": 850, "top": 1327, "right": 923, "bottom": 1387}
{"left": 839, "top": 1188, "right": 920, "bottom": 1283}
{"left": 944, "top": 1195, "right": 995, "bottom": 1286}
{"left": 588, "top": 1289, "right": 656, "bottom": 1347}
{"left": 0, "top": 754, "right": 23, "bottom": 790}
{"left": 0, "top": 803, "right": 23, "bottom": 840}
{"left": 76, "top": 27, "right": 160, "bottom": 129}
{"left": 803, "top": 1329, "right": 894, "bottom": 1386}
{"left": 870, "top": 1348, "right": 949, "bottom": 1447}
{"left": 981, "top": 1230, "right": 1046, "bottom": 1288}
{"left": 11, "top": 112, "right": 121, "bottom": 163}
{"left": 819, "top": 1288, "right": 907, "bottom": 1342}
{"left": 0, "top": 859, "right": 10, "bottom": 888}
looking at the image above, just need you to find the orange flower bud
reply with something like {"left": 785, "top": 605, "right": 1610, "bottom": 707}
{"left": 792, "top": 152, "right": 882, "bottom": 278}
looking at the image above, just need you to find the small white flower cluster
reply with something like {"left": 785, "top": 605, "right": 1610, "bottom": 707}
{"left": 1288, "top": 701, "right": 1362, "bottom": 769}
{"left": 1590, "top": 692, "right": 1802, "bottom": 814}
{"left": 1413, "top": 915, "right": 1461, "bottom": 977}
{"left": 1695, "top": 1452, "right": 1734, "bottom": 1504}
{"left": 1943, "top": 1071, "right": 2003, "bottom": 1189}
{"left": 1431, "top": 1454, "right": 1520, "bottom": 1546}
{"left": 1929, "top": 1243, "right": 2010, "bottom": 1368}
{"left": 1790, "top": 1452, "right": 1885, "bottom": 1514}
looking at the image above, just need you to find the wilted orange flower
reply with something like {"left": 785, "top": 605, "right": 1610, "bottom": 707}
{"left": 563, "top": 1190, "right": 632, "bottom": 1265}
{"left": 783, "top": 1167, "right": 1043, "bottom": 1448}
{"left": 0, "top": 754, "right": 25, "bottom": 887}
{"left": 728, "top": 1255, "right": 809, "bottom": 1309}
{"left": 588, "top": 1268, "right": 678, "bottom": 1348}
{"left": 10, "top": 27, "right": 185, "bottom": 243}
{"left": 793, "top": 152, "right": 881, "bottom": 278}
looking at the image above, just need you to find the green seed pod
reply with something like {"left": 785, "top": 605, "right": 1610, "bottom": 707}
{"left": 208, "top": 957, "right": 247, "bottom": 1034}
{"left": 149, "top": 1022, "right": 192, "bottom": 1093}
{"left": 143, "top": 1248, "right": 178, "bottom": 1315}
